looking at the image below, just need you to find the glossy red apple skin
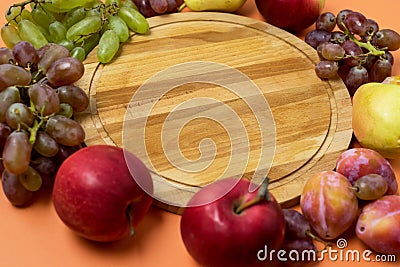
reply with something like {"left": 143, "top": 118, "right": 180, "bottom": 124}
{"left": 255, "top": 0, "right": 325, "bottom": 33}
{"left": 52, "top": 145, "right": 153, "bottom": 242}
{"left": 356, "top": 195, "right": 400, "bottom": 255}
{"left": 180, "top": 178, "right": 285, "bottom": 267}
{"left": 335, "top": 148, "right": 398, "bottom": 195}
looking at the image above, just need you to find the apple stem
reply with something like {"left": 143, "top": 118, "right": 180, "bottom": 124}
{"left": 306, "top": 229, "right": 332, "bottom": 250}
{"left": 234, "top": 177, "right": 271, "bottom": 214}
{"left": 125, "top": 206, "right": 135, "bottom": 238}
{"left": 340, "top": 21, "right": 385, "bottom": 57}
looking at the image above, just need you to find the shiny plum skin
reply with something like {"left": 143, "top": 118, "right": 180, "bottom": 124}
{"left": 300, "top": 170, "right": 359, "bottom": 240}
{"left": 335, "top": 148, "right": 398, "bottom": 195}
{"left": 356, "top": 195, "right": 400, "bottom": 255}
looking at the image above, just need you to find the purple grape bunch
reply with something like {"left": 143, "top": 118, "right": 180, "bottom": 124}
{"left": 0, "top": 41, "right": 88, "bottom": 207}
{"left": 306, "top": 9, "right": 400, "bottom": 95}
{"left": 132, "top": 0, "right": 184, "bottom": 17}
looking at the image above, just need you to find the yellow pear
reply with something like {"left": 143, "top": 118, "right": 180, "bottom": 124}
{"left": 184, "top": 0, "right": 247, "bottom": 12}
{"left": 352, "top": 82, "right": 400, "bottom": 159}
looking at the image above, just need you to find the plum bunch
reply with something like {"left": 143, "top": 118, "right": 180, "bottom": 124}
{"left": 305, "top": 9, "right": 400, "bottom": 95}
{"left": 0, "top": 41, "right": 89, "bottom": 207}
{"left": 132, "top": 0, "right": 184, "bottom": 17}
{"left": 274, "top": 148, "right": 399, "bottom": 264}
{"left": 300, "top": 148, "right": 399, "bottom": 256}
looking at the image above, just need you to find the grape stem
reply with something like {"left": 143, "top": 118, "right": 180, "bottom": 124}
{"left": 28, "top": 102, "right": 53, "bottom": 145}
{"left": 349, "top": 186, "right": 360, "bottom": 192}
{"left": 7, "top": 0, "right": 30, "bottom": 11}
{"left": 234, "top": 177, "right": 271, "bottom": 214}
{"left": 352, "top": 38, "right": 385, "bottom": 57}
{"left": 306, "top": 230, "right": 332, "bottom": 251}
{"left": 5, "top": 0, "right": 50, "bottom": 25}
{"left": 340, "top": 21, "right": 385, "bottom": 57}
{"left": 28, "top": 119, "right": 44, "bottom": 145}
{"left": 7, "top": 0, "right": 45, "bottom": 11}
{"left": 105, "top": 2, "right": 119, "bottom": 16}
{"left": 32, "top": 70, "right": 45, "bottom": 84}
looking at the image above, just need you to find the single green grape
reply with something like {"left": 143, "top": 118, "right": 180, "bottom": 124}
{"left": 70, "top": 46, "right": 86, "bottom": 62}
{"left": 49, "top": 21, "right": 67, "bottom": 44}
{"left": 17, "top": 19, "right": 48, "bottom": 49}
{"left": 58, "top": 40, "right": 75, "bottom": 51}
{"left": 118, "top": 6, "right": 149, "bottom": 34}
{"left": 31, "top": 5, "right": 56, "bottom": 30}
{"left": 63, "top": 7, "right": 87, "bottom": 29}
{"left": 57, "top": 103, "right": 74, "bottom": 118}
{"left": 5, "top": 6, "right": 22, "bottom": 26}
{"left": 86, "top": 7, "right": 102, "bottom": 17}
{"left": 36, "top": 24, "right": 51, "bottom": 42}
{"left": 97, "top": 29, "right": 120, "bottom": 63}
{"left": 108, "top": 15, "right": 130, "bottom": 42}
{"left": 66, "top": 15, "right": 102, "bottom": 43}
{"left": 20, "top": 9, "right": 33, "bottom": 23}
{"left": 1, "top": 25, "right": 22, "bottom": 48}
{"left": 18, "top": 166, "right": 42, "bottom": 192}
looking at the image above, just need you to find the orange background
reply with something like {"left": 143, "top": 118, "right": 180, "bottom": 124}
{"left": 0, "top": 0, "right": 399, "bottom": 266}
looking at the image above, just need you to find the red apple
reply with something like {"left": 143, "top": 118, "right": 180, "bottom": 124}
{"left": 52, "top": 145, "right": 153, "bottom": 242}
{"left": 180, "top": 177, "right": 285, "bottom": 267}
{"left": 255, "top": 0, "right": 325, "bottom": 33}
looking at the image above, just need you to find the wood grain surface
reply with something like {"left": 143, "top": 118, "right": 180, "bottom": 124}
{"left": 75, "top": 12, "right": 353, "bottom": 214}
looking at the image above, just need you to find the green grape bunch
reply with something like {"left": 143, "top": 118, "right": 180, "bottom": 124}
{"left": 0, "top": 0, "right": 150, "bottom": 207}
{"left": 1, "top": 0, "right": 150, "bottom": 63}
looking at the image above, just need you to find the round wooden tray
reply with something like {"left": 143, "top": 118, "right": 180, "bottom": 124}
{"left": 75, "top": 12, "right": 352, "bottom": 214}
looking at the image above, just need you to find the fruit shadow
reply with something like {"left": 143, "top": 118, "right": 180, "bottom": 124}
{"left": 72, "top": 206, "right": 164, "bottom": 254}
{"left": 21, "top": 186, "right": 54, "bottom": 209}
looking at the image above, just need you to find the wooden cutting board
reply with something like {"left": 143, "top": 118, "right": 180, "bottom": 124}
{"left": 75, "top": 12, "right": 353, "bottom": 214}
